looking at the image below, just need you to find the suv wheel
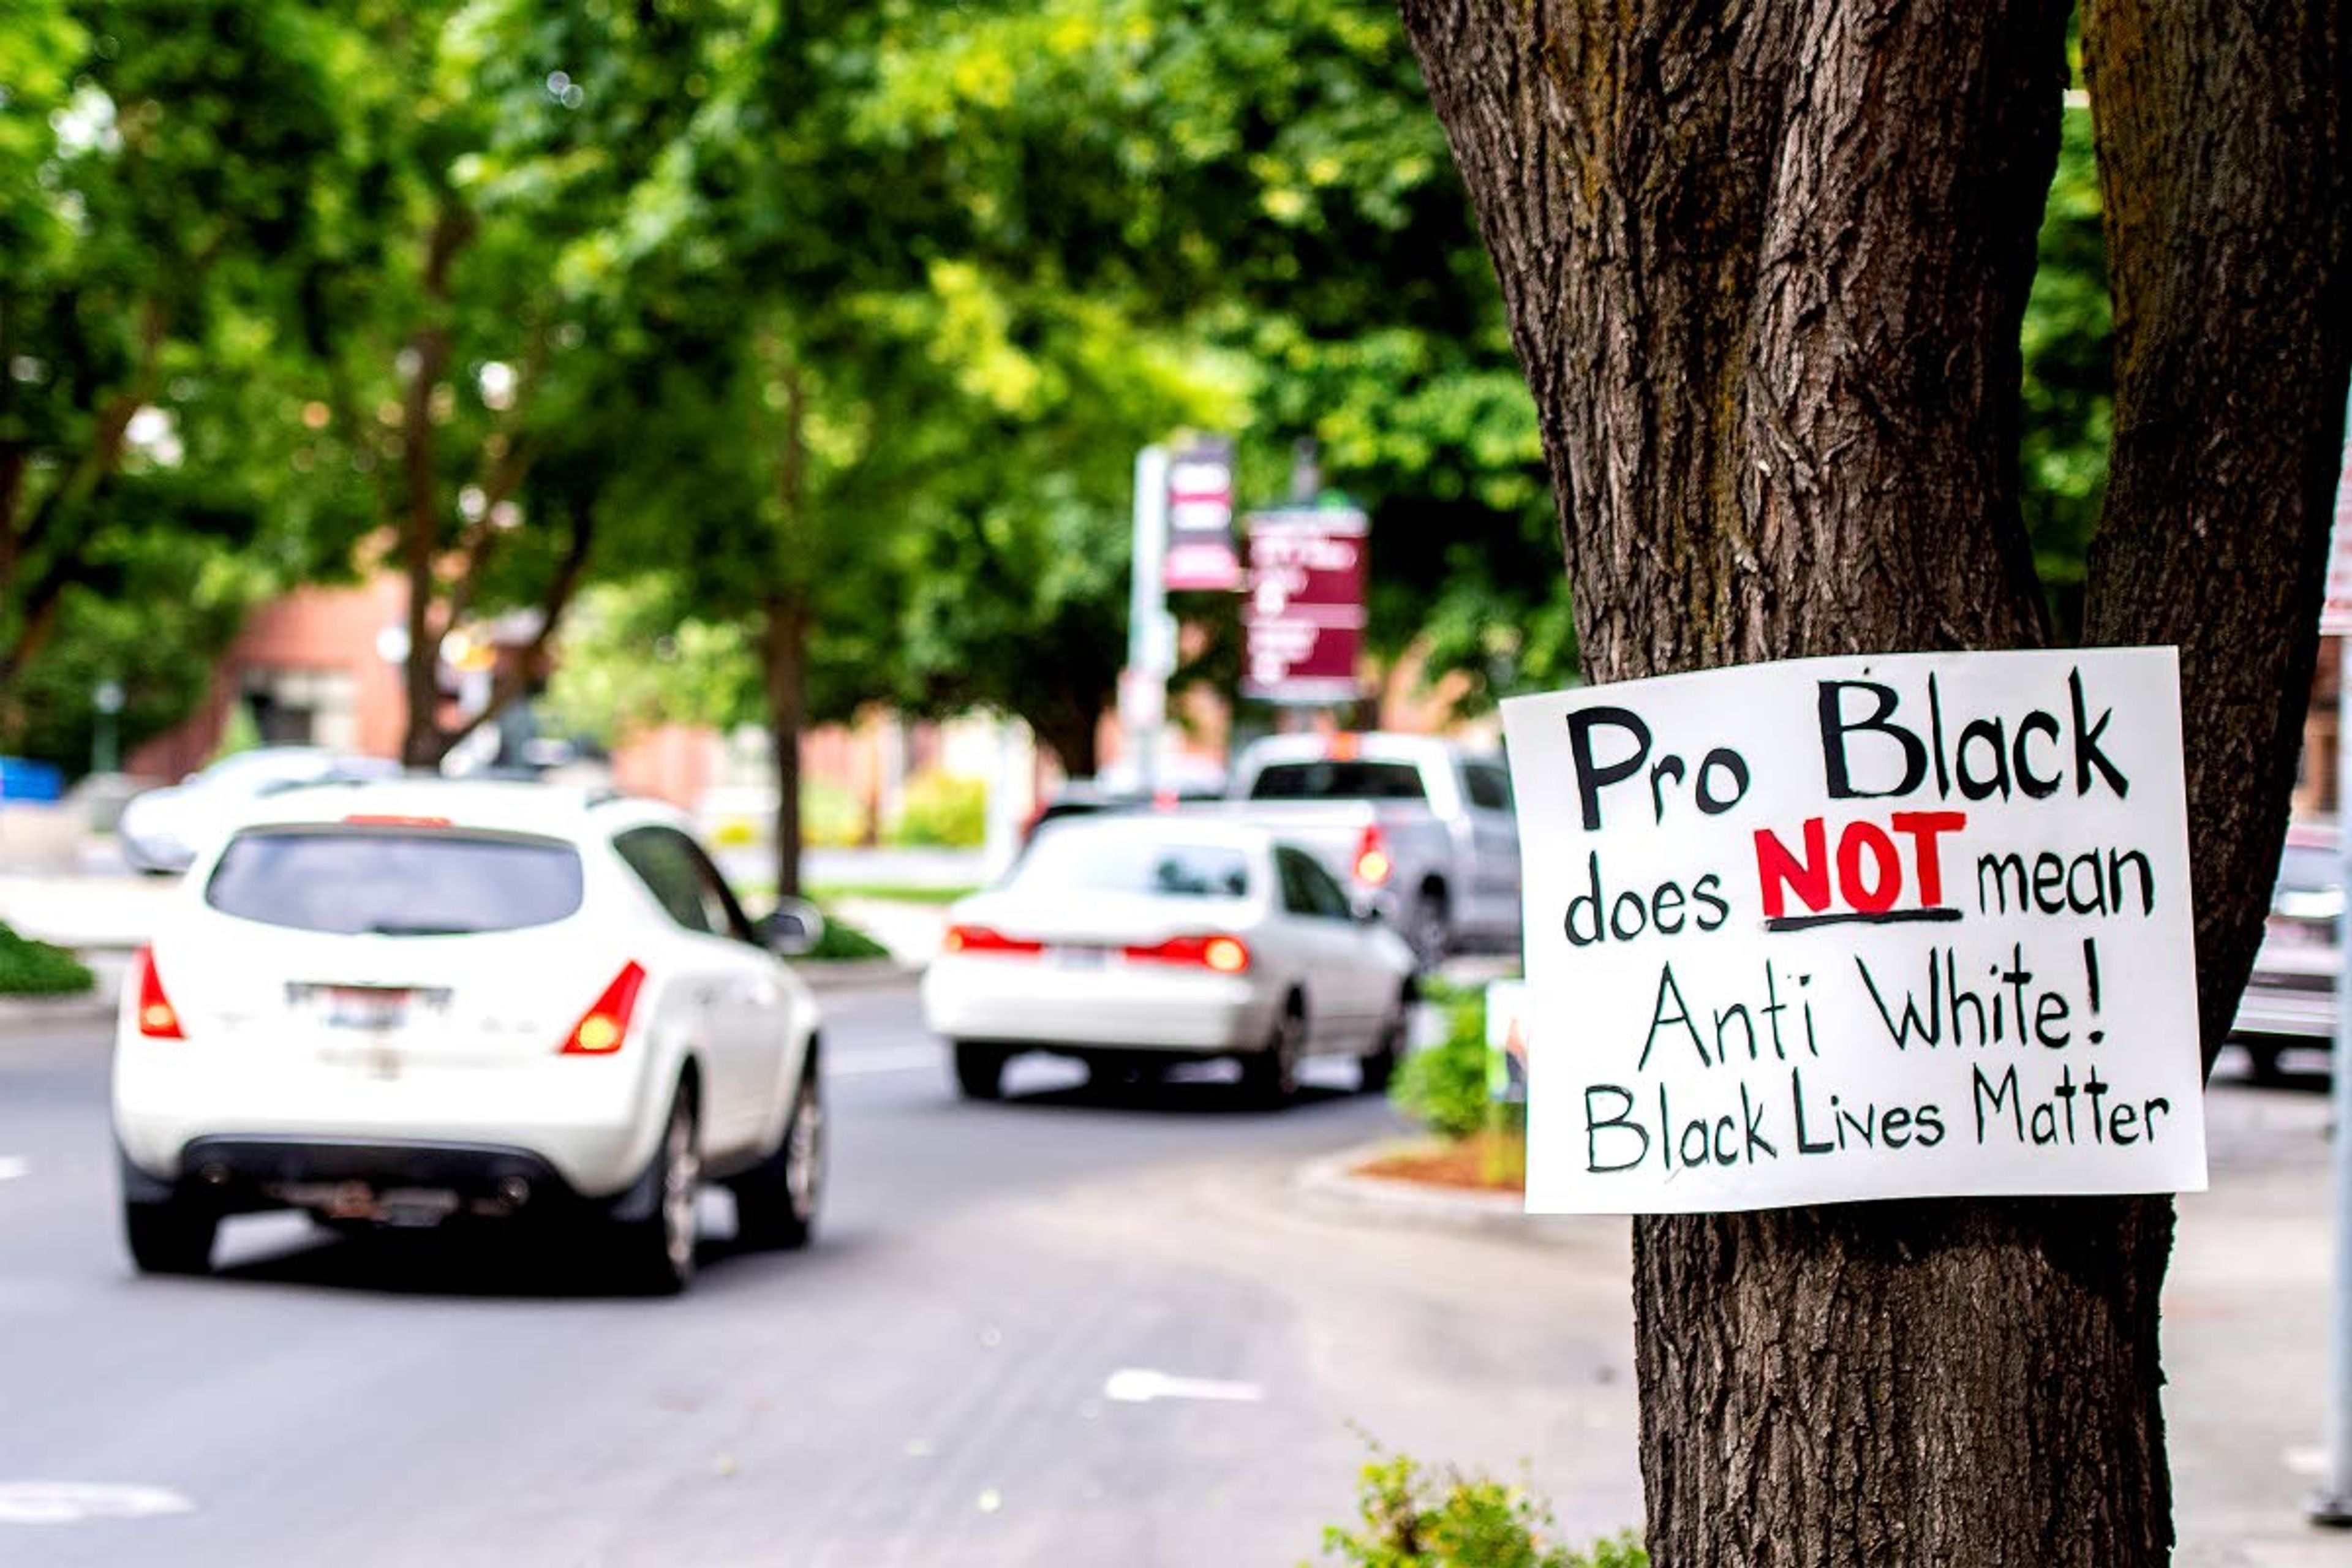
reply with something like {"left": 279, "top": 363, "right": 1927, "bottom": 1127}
{"left": 124, "top": 1196, "right": 217, "bottom": 1276}
{"left": 616, "top": 1093, "right": 701, "bottom": 1295}
{"left": 733, "top": 1063, "right": 824, "bottom": 1251}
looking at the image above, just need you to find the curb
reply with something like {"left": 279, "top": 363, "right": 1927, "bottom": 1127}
{"left": 1292, "top": 1139, "right": 1557, "bottom": 1237}
{"left": 1291, "top": 1140, "right": 1630, "bottom": 1248}
{"left": 0, "top": 951, "right": 125, "bottom": 1038}
{"left": 0, "top": 992, "right": 113, "bottom": 1035}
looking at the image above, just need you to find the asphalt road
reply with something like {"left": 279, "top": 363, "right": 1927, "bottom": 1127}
{"left": 0, "top": 987, "right": 1643, "bottom": 1567}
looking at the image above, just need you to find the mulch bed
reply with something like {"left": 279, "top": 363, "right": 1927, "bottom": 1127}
{"left": 1354, "top": 1134, "right": 1526, "bottom": 1193}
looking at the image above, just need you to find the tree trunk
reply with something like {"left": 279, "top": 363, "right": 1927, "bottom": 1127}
{"left": 1388, "top": 0, "right": 2339, "bottom": 1559}
{"left": 2082, "top": 0, "right": 2352, "bottom": 1066}
{"left": 398, "top": 206, "right": 472, "bottom": 770}
{"left": 1028, "top": 695, "right": 1102, "bottom": 780}
{"left": 763, "top": 591, "right": 809, "bottom": 902}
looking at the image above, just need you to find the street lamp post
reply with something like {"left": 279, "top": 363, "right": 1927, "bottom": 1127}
{"left": 91, "top": 678, "right": 124, "bottom": 777}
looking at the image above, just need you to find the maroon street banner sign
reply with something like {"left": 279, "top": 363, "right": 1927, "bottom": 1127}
{"left": 1243, "top": 507, "right": 1366, "bottom": 703}
{"left": 1164, "top": 436, "right": 1242, "bottom": 592}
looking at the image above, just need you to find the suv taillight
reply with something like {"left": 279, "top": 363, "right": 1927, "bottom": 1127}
{"left": 1353, "top": 824, "right": 1393, "bottom": 887}
{"left": 133, "top": 947, "right": 184, "bottom": 1039}
{"left": 560, "top": 962, "right": 647, "bottom": 1055}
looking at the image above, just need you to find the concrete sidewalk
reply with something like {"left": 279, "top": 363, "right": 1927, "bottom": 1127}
{"left": 2166, "top": 1066, "right": 2352, "bottom": 1567}
{"left": 1299, "top": 1060, "right": 2352, "bottom": 1567}
{"left": 0, "top": 870, "right": 174, "bottom": 952}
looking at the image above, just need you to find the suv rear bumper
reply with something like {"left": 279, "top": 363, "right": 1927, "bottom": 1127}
{"left": 128, "top": 1136, "right": 666, "bottom": 1226}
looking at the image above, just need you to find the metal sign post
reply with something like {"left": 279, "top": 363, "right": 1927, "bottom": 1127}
{"left": 1123, "top": 445, "right": 1174, "bottom": 799}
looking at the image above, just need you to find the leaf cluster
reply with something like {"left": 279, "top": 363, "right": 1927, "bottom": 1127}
{"left": 1320, "top": 1450, "right": 1646, "bottom": 1568}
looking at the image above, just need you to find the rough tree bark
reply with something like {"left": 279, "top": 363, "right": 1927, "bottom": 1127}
{"left": 1398, "top": 1, "right": 2351, "bottom": 1563}
{"left": 2082, "top": 0, "right": 2352, "bottom": 1064}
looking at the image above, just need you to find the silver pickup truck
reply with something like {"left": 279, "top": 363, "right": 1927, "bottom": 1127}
{"left": 1209, "top": 732, "right": 1522, "bottom": 962}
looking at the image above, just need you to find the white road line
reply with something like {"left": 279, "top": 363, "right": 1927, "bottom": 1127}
{"left": 1102, "top": 1368, "right": 1265, "bottom": 1406}
{"left": 0, "top": 1482, "right": 195, "bottom": 1525}
{"left": 825, "top": 1047, "right": 943, "bottom": 1079}
{"left": 0, "top": 1157, "right": 26, "bottom": 1183}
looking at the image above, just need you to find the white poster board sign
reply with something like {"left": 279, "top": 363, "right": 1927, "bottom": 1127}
{"left": 1501, "top": 648, "right": 2207, "bottom": 1214}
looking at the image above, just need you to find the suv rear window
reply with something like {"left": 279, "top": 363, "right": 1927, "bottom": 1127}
{"left": 205, "top": 829, "right": 584, "bottom": 935}
{"left": 1248, "top": 761, "right": 1427, "bottom": 801}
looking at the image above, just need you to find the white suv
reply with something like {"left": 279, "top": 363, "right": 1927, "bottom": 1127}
{"left": 112, "top": 779, "right": 824, "bottom": 1294}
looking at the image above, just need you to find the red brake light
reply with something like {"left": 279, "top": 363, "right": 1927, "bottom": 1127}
{"left": 1353, "top": 824, "right": 1393, "bottom": 887}
{"left": 560, "top": 962, "right": 647, "bottom": 1055}
{"left": 133, "top": 947, "right": 184, "bottom": 1039}
{"left": 1121, "top": 933, "right": 1253, "bottom": 974}
{"left": 1329, "top": 733, "right": 1362, "bottom": 762}
{"left": 342, "top": 814, "right": 453, "bottom": 828}
{"left": 943, "top": 925, "right": 1045, "bottom": 958}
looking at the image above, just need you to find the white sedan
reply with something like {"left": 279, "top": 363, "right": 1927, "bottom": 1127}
{"left": 113, "top": 779, "right": 826, "bottom": 1294}
{"left": 921, "top": 816, "right": 1418, "bottom": 1103}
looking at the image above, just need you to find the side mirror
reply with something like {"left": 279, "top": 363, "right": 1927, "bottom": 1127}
{"left": 757, "top": 897, "right": 827, "bottom": 958}
{"left": 1350, "top": 893, "right": 1382, "bottom": 925}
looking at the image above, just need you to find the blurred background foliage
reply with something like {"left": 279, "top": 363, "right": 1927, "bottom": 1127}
{"left": 0, "top": 0, "right": 2110, "bottom": 776}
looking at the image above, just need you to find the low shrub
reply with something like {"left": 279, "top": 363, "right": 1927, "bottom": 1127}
{"left": 1320, "top": 1450, "right": 1646, "bottom": 1568}
{"left": 802, "top": 779, "right": 869, "bottom": 849}
{"left": 0, "top": 924, "right": 94, "bottom": 997}
{"left": 888, "top": 770, "right": 987, "bottom": 848}
{"left": 804, "top": 914, "right": 892, "bottom": 962}
{"left": 1389, "top": 986, "right": 1493, "bottom": 1141}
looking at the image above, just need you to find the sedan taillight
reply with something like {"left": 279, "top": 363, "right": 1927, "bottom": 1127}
{"left": 560, "top": 962, "right": 647, "bottom": 1055}
{"left": 1121, "top": 934, "right": 1252, "bottom": 974}
{"left": 133, "top": 947, "right": 184, "bottom": 1040}
{"left": 943, "top": 925, "right": 1044, "bottom": 958}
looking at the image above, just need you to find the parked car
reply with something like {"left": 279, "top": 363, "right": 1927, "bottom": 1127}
{"left": 1022, "top": 771, "right": 1226, "bottom": 844}
{"left": 112, "top": 779, "right": 826, "bottom": 1294}
{"left": 2231, "top": 819, "right": 2341, "bottom": 1079}
{"left": 921, "top": 815, "right": 1417, "bottom": 1104}
{"left": 1205, "top": 731, "right": 1522, "bottom": 963}
{"left": 118, "top": 747, "right": 402, "bottom": 874}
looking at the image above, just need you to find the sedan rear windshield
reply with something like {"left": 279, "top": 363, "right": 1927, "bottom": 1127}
{"left": 1247, "top": 760, "right": 1427, "bottom": 801}
{"left": 205, "top": 829, "right": 584, "bottom": 935}
{"left": 1012, "top": 834, "right": 1252, "bottom": 899}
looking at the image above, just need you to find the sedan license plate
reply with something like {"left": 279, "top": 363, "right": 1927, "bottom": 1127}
{"left": 1044, "top": 945, "right": 1110, "bottom": 970}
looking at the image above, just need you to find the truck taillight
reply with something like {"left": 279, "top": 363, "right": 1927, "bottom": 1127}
{"left": 1353, "top": 824, "right": 1393, "bottom": 886}
{"left": 133, "top": 947, "right": 184, "bottom": 1040}
{"left": 943, "top": 925, "right": 1045, "bottom": 958}
{"left": 1122, "top": 934, "right": 1253, "bottom": 974}
{"left": 560, "top": 962, "right": 647, "bottom": 1055}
